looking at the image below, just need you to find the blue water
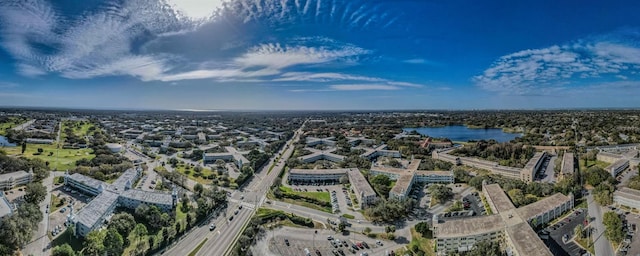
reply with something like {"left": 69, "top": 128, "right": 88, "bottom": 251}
{"left": 403, "top": 126, "right": 521, "bottom": 143}
{"left": 0, "top": 135, "right": 17, "bottom": 147}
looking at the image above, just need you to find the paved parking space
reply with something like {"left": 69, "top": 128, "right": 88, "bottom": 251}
{"left": 3, "top": 187, "right": 26, "bottom": 202}
{"left": 545, "top": 209, "right": 588, "bottom": 256}
{"left": 263, "top": 227, "right": 397, "bottom": 256}
{"left": 619, "top": 213, "right": 639, "bottom": 256}
{"left": 48, "top": 186, "right": 90, "bottom": 237}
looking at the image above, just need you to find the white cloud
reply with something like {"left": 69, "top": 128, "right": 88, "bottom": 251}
{"left": 168, "top": 0, "right": 226, "bottom": 20}
{"left": 275, "top": 72, "right": 385, "bottom": 82}
{"left": 403, "top": 58, "right": 426, "bottom": 64}
{"left": 235, "top": 43, "right": 368, "bottom": 70}
{"left": 475, "top": 32, "right": 640, "bottom": 95}
{"left": 330, "top": 84, "right": 400, "bottom": 91}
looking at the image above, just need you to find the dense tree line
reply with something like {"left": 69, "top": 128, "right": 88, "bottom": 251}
{"left": 370, "top": 175, "right": 393, "bottom": 199}
{"left": 0, "top": 186, "right": 46, "bottom": 254}
{"left": 452, "top": 140, "right": 535, "bottom": 168}
{"left": 0, "top": 152, "right": 49, "bottom": 180}
{"left": 603, "top": 211, "right": 625, "bottom": 244}
{"left": 364, "top": 198, "right": 416, "bottom": 223}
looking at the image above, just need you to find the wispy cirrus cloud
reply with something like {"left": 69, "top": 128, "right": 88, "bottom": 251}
{"left": 474, "top": 30, "right": 640, "bottom": 95}
{"left": 330, "top": 84, "right": 399, "bottom": 91}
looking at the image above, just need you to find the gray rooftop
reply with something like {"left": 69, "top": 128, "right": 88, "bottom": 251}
{"left": 615, "top": 187, "right": 640, "bottom": 201}
{"left": 435, "top": 214, "right": 504, "bottom": 238}
{"left": 74, "top": 190, "right": 119, "bottom": 229}
{"left": 347, "top": 168, "right": 376, "bottom": 197}
{"left": 0, "top": 195, "right": 12, "bottom": 218}
{"left": 561, "top": 153, "right": 575, "bottom": 175}
{"left": 68, "top": 173, "right": 104, "bottom": 190}
{"left": 289, "top": 168, "right": 350, "bottom": 176}
{"left": 524, "top": 152, "right": 546, "bottom": 171}
{"left": 484, "top": 183, "right": 516, "bottom": 213}
{"left": 516, "top": 193, "right": 571, "bottom": 221}
{"left": 506, "top": 222, "right": 553, "bottom": 256}
{"left": 119, "top": 189, "right": 173, "bottom": 205}
{"left": 110, "top": 168, "right": 139, "bottom": 192}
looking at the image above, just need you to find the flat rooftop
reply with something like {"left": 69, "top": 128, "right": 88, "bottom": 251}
{"left": 599, "top": 151, "right": 624, "bottom": 160}
{"left": 110, "top": 168, "right": 139, "bottom": 191}
{"left": 484, "top": 183, "right": 516, "bottom": 213}
{"left": 524, "top": 152, "right": 546, "bottom": 171}
{"left": 68, "top": 173, "right": 104, "bottom": 190}
{"left": 415, "top": 170, "right": 453, "bottom": 176}
{"left": 0, "top": 195, "right": 12, "bottom": 218}
{"left": 120, "top": 189, "right": 173, "bottom": 205}
{"left": 435, "top": 214, "right": 504, "bottom": 238}
{"left": 390, "top": 174, "right": 414, "bottom": 196}
{"left": 561, "top": 153, "right": 575, "bottom": 175}
{"left": 615, "top": 187, "right": 640, "bottom": 201}
{"left": 347, "top": 168, "right": 376, "bottom": 196}
{"left": 289, "top": 168, "right": 349, "bottom": 176}
{"left": 606, "top": 159, "right": 629, "bottom": 171}
{"left": 75, "top": 190, "right": 119, "bottom": 228}
{"left": 516, "top": 193, "right": 571, "bottom": 221}
{"left": 506, "top": 222, "right": 553, "bottom": 256}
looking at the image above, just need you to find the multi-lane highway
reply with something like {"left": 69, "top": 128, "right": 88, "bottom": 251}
{"left": 162, "top": 123, "right": 305, "bottom": 256}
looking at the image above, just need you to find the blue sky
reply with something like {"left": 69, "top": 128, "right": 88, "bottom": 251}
{"left": 1, "top": 0, "right": 640, "bottom": 110}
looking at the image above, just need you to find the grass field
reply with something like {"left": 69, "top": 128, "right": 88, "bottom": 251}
{"left": 395, "top": 228, "right": 435, "bottom": 256}
{"left": 3, "top": 143, "right": 94, "bottom": 170}
{"left": 280, "top": 186, "right": 330, "bottom": 203}
{"left": 174, "top": 164, "right": 216, "bottom": 184}
{"left": 50, "top": 194, "right": 65, "bottom": 213}
{"left": 50, "top": 227, "right": 84, "bottom": 253}
{"left": 61, "top": 120, "right": 96, "bottom": 144}
{"left": 581, "top": 160, "right": 611, "bottom": 170}
{"left": 0, "top": 117, "right": 28, "bottom": 135}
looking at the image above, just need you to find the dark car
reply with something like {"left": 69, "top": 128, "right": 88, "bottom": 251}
{"left": 315, "top": 249, "right": 322, "bottom": 256}
{"left": 229, "top": 216, "right": 234, "bottom": 221}
{"left": 285, "top": 239, "right": 290, "bottom": 246}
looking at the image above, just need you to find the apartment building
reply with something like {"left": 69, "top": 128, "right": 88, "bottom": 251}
{"left": 433, "top": 182, "right": 572, "bottom": 255}
{"left": 202, "top": 146, "right": 250, "bottom": 169}
{"left": 614, "top": 187, "right": 640, "bottom": 210}
{"left": 286, "top": 168, "right": 377, "bottom": 209}
{"left": 370, "top": 159, "right": 453, "bottom": 200}
{"left": 0, "top": 170, "right": 33, "bottom": 190}
{"left": 559, "top": 153, "right": 575, "bottom": 180}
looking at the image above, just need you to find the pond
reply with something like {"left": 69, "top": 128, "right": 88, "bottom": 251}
{"left": 0, "top": 135, "right": 17, "bottom": 147}
{"left": 403, "top": 125, "right": 521, "bottom": 143}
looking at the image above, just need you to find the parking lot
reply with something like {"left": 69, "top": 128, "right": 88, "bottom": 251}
{"left": 545, "top": 208, "right": 588, "bottom": 256}
{"left": 287, "top": 183, "right": 358, "bottom": 215}
{"left": 257, "top": 226, "right": 400, "bottom": 256}
{"left": 48, "top": 185, "right": 90, "bottom": 237}
{"left": 3, "top": 186, "right": 26, "bottom": 203}
{"left": 614, "top": 208, "right": 638, "bottom": 256}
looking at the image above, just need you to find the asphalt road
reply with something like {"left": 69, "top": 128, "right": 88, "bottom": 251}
{"left": 587, "top": 192, "right": 615, "bottom": 256}
{"left": 161, "top": 123, "right": 305, "bottom": 256}
{"left": 22, "top": 171, "right": 59, "bottom": 256}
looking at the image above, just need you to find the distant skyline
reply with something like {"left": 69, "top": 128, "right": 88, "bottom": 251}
{"left": 1, "top": 0, "right": 640, "bottom": 110}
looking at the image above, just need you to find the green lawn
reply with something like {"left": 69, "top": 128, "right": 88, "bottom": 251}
{"left": 280, "top": 186, "right": 330, "bottom": 203}
{"left": 0, "top": 117, "right": 28, "bottom": 135}
{"left": 3, "top": 143, "right": 94, "bottom": 171}
{"left": 581, "top": 160, "right": 611, "bottom": 170}
{"left": 175, "top": 164, "right": 216, "bottom": 184}
{"left": 50, "top": 227, "right": 84, "bottom": 253}
{"left": 395, "top": 228, "right": 435, "bottom": 256}
{"left": 50, "top": 194, "right": 65, "bottom": 213}
{"left": 61, "top": 120, "right": 96, "bottom": 144}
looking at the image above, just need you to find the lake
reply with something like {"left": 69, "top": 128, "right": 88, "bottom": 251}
{"left": 0, "top": 135, "right": 17, "bottom": 147}
{"left": 403, "top": 126, "right": 521, "bottom": 143}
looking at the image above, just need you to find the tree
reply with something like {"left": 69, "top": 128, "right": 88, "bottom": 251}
{"left": 133, "top": 223, "right": 148, "bottom": 244}
{"left": 363, "top": 227, "right": 372, "bottom": 234}
{"left": 84, "top": 230, "right": 106, "bottom": 256}
{"left": 603, "top": 211, "right": 624, "bottom": 244}
{"left": 24, "top": 182, "right": 47, "bottom": 204}
{"left": 574, "top": 224, "right": 584, "bottom": 239}
{"left": 52, "top": 244, "right": 76, "bottom": 256}
{"left": 585, "top": 166, "right": 613, "bottom": 186}
{"left": 104, "top": 228, "right": 124, "bottom": 256}
{"left": 194, "top": 183, "right": 204, "bottom": 196}
{"left": 109, "top": 212, "right": 136, "bottom": 238}
{"left": 215, "top": 159, "right": 226, "bottom": 169}
{"left": 429, "top": 184, "right": 453, "bottom": 204}
{"left": 370, "top": 175, "right": 392, "bottom": 198}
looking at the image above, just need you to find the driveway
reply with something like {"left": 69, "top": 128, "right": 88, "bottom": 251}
{"left": 587, "top": 192, "right": 615, "bottom": 256}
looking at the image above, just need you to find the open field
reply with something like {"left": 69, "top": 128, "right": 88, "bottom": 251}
{"left": 280, "top": 186, "right": 330, "bottom": 203}
{"left": 174, "top": 164, "right": 216, "bottom": 184}
{"left": 3, "top": 143, "right": 94, "bottom": 170}
{"left": 0, "top": 117, "right": 28, "bottom": 135}
{"left": 61, "top": 120, "right": 96, "bottom": 144}
{"left": 395, "top": 228, "right": 434, "bottom": 256}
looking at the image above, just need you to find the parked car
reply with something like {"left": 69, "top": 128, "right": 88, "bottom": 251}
{"left": 285, "top": 239, "right": 290, "bottom": 246}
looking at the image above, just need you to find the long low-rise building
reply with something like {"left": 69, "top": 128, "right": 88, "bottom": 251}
{"left": 202, "top": 146, "right": 250, "bottom": 169}
{"left": 559, "top": 153, "right": 575, "bottom": 180}
{"left": 65, "top": 168, "right": 177, "bottom": 237}
{"left": 287, "top": 168, "right": 376, "bottom": 209}
{"left": 370, "top": 159, "right": 453, "bottom": 200}
{"left": 606, "top": 159, "right": 629, "bottom": 177}
{"left": 0, "top": 170, "right": 34, "bottom": 190}
{"left": 433, "top": 182, "right": 572, "bottom": 256}
{"left": 614, "top": 187, "right": 640, "bottom": 210}
{"left": 359, "top": 144, "right": 401, "bottom": 160}
{"left": 299, "top": 148, "right": 346, "bottom": 163}
{"left": 432, "top": 149, "right": 548, "bottom": 182}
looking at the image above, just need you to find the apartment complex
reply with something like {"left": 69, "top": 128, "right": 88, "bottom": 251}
{"left": 287, "top": 168, "right": 376, "bottom": 209}
{"left": 359, "top": 144, "right": 401, "bottom": 160}
{"left": 202, "top": 146, "right": 250, "bottom": 169}
{"left": 432, "top": 148, "right": 548, "bottom": 183}
{"left": 433, "top": 182, "right": 573, "bottom": 255}
{"left": 65, "top": 168, "right": 177, "bottom": 237}
{"left": 299, "top": 148, "right": 346, "bottom": 163}
{"left": 614, "top": 187, "right": 640, "bottom": 210}
{"left": 0, "top": 170, "right": 34, "bottom": 190}
{"left": 369, "top": 159, "right": 454, "bottom": 200}
{"left": 594, "top": 145, "right": 640, "bottom": 177}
